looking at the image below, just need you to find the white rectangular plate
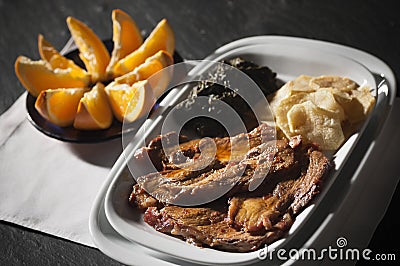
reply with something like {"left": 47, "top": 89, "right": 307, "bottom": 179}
{"left": 89, "top": 36, "right": 395, "bottom": 266}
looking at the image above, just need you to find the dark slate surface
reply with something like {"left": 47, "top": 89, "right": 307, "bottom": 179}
{"left": 0, "top": 0, "right": 399, "bottom": 265}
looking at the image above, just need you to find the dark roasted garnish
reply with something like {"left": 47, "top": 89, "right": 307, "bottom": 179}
{"left": 180, "top": 57, "right": 279, "bottom": 139}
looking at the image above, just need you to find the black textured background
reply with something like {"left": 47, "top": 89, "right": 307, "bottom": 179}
{"left": 0, "top": 0, "right": 399, "bottom": 265}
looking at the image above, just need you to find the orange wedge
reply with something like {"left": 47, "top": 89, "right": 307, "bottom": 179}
{"left": 115, "top": 50, "right": 173, "bottom": 84}
{"left": 106, "top": 9, "right": 143, "bottom": 75}
{"left": 111, "top": 19, "right": 174, "bottom": 77}
{"left": 66, "top": 16, "right": 110, "bottom": 82}
{"left": 38, "top": 34, "right": 90, "bottom": 80}
{"left": 74, "top": 83, "right": 113, "bottom": 130}
{"left": 15, "top": 55, "right": 90, "bottom": 97}
{"left": 105, "top": 80, "right": 155, "bottom": 123}
{"left": 115, "top": 50, "right": 174, "bottom": 98}
{"left": 35, "top": 88, "right": 87, "bottom": 127}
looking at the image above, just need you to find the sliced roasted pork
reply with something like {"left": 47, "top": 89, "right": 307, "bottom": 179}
{"left": 144, "top": 206, "right": 291, "bottom": 252}
{"left": 129, "top": 124, "right": 332, "bottom": 252}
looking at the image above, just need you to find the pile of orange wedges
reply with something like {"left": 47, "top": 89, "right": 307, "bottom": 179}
{"left": 15, "top": 9, "right": 175, "bottom": 130}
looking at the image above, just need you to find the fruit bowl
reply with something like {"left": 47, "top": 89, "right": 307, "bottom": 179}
{"left": 16, "top": 10, "right": 181, "bottom": 143}
{"left": 25, "top": 40, "right": 183, "bottom": 143}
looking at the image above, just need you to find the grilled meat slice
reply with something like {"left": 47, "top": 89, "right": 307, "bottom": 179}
{"left": 133, "top": 123, "right": 276, "bottom": 171}
{"left": 131, "top": 123, "right": 331, "bottom": 252}
{"left": 228, "top": 195, "right": 284, "bottom": 233}
{"left": 225, "top": 137, "right": 300, "bottom": 197}
{"left": 228, "top": 148, "right": 331, "bottom": 233}
{"left": 142, "top": 144, "right": 331, "bottom": 252}
{"left": 129, "top": 184, "right": 162, "bottom": 210}
{"left": 135, "top": 138, "right": 298, "bottom": 205}
{"left": 130, "top": 124, "right": 277, "bottom": 204}
{"left": 144, "top": 206, "right": 292, "bottom": 252}
{"left": 290, "top": 148, "right": 331, "bottom": 214}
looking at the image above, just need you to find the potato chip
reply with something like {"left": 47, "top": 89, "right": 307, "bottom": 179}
{"left": 328, "top": 87, "right": 352, "bottom": 103}
{"left": 287, "top": 101, "right": 344, "bottom": 150}
{"left": 269, "top": 80, "right": 293, "bottom": 114}
{"left": 353, "top": 86, "right": 376, "bottom": 115}
{"left": 337, "top": 96, "right": 365, "bottom": 124}
{"left": 269, "top": 75, "right": 314, "bottom": 114}
{"left": 291, "top": 75, "right": 314, "bottom": 92}
{"left": 310, "top": 76, "right": 357, "bottom": 91}
{"left": 333, "top": 86, "right": 375, "bottom": 124}
{"left": 308, "top": 89, "right": 345, "bottom": 121}
{"left": 270, "top": 75, "right": 375, "bottom": 151}
{"left": 274, "top": 93, "right": 309, "bottom": 137}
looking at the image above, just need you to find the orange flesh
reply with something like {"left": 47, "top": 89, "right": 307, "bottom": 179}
{"left": 112, "top": 19, "right": 174, "bottom": 76}
{"left": 67, "top": 16, "right": 110, "bottom": 82}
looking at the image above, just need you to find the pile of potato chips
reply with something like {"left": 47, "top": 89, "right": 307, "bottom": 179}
{"left": 269, "top": 75, "right": 375, "bottom": 150}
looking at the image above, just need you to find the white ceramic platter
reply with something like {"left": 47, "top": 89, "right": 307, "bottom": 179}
{"left": 89, "top": 36, "right": 396, "bottom": 266}
{"left": 104, "top": 43, "right": 377, "bottom": 265}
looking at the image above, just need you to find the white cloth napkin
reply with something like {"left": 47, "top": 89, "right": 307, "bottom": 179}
{"left": 0, "top": 92, "right": 122, "bottom": 247}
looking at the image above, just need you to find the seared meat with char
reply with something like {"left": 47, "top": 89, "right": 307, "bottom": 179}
{"left": 228, "top": 147, "right": 330, "bottom": 234}
{"left": 129, "top": 124, "right": 331, "bottom": 252}
{"left": 144, "top": 206, "right": 291, "bottom": 252}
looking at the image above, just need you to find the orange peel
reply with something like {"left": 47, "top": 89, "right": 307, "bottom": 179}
{"left": 35, "top": 88, "right": 87, "bottom": 127}
{"left": 106, "top": 9, "right": 143, "bottom": 76}
{"left": 111, "top": 19, "right": 174, "bottom": 77}
{"left": 74, "top": 83, "right": 113, "bottom": 130}
{"left": 66, "top": 16, "right": 110, "bottom": 82}
{"left": 105, "top": 80, "right": 155, "bottom": 123}
{"left": 15, "top": 55, "right": 90, "bottom": 97}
